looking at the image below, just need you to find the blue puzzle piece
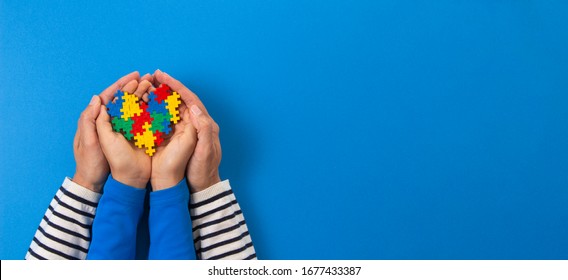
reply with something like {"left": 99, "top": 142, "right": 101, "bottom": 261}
{"left": 148, "top": 91, "right": 169, "bottom": 115}
{"left": 107, "top": 90, "right": 125, "bottom": 118}
{"left": 161, "top": 118, "right": 172, "bottom": 134}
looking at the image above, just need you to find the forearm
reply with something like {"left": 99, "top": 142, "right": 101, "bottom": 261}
{"left": 87, "top": 176, "right": 146, "bottom": 260}
{"left": 148, "top": 179, "right": 196, "bottom": 260}
{"left": 26, "top": 178, "right": 100, "bottom": 260}
{"left": 190, "top": 180, "right": 256, "bottom": 260}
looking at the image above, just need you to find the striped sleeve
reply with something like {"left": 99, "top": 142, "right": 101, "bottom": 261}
{"left": 190, "top": 180, "right": 256, "bottom": 260}
{"left": 25, "top": 177, "right": 101, "bottom": 260}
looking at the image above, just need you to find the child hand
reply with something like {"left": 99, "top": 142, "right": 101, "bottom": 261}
{"left": 95, "top": 79, "right": 152, "bottom": 189}
{"left": 150, "top": 102, "right": 197, "bottom": 191}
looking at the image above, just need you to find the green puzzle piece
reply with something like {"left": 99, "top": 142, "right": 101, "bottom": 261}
{"left": 112, "top": 117, "right": 134, "bottom": 140}
{"left": 150, "top": 112, "right": 172, "bottom": 133}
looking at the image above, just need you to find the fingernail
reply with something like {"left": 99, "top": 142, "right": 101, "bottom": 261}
{"left": 191, "top": 105, "right": 202, "bottom": 116}
{"left": 89, "top": 95, "right": 98, "bottom": 105}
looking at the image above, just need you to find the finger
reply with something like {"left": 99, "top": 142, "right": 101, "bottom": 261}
{"left": 133, "top": 80, "right": 153, "bottom": 100}
{"left": 153, "top": 69, "right": 210, "bottom": 116}
{"left": 149, "top": 71, "right": 161, "bottom": 88}
{"left": 143, "top": 85, "right": 156, "bottom": 103}
{"left": 140, "top": 73, "right": 153, "bottom": 102}
{"left": 121, "top": 80, "right": 139, "bottom": 95}
{"left": 78, "top": 95, "right": 103, "bottom": 146}
{"left": 99, "top": 71, "right": 140, "bottom": 105}
{"left": 86, "top": 95, "right": 102, "bottom": 120}
{"left": 140, "top": 73, "right": 153, "bottom": 83}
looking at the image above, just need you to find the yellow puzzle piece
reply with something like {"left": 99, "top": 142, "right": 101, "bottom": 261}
{"left": 165, "top": 91, "right": 181, "bottom": 124}
{"left": 120, "top": 92, "right": 143, "bottom": 120}
{"left": 133, "top": 122, "right": 156, "bottom": 156}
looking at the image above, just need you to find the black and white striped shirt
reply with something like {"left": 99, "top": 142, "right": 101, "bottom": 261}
{"left": 26, "top": 178, "right": 256, "bottom": 260}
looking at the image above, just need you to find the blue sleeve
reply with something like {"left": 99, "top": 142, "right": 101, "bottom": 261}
{"left": 148, "top": 179, "right": 196, "bottom": 260}
{"left": 87, "top": 176, "right": 146, "bottom": 260}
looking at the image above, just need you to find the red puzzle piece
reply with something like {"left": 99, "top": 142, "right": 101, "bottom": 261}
{"left": 155, "top": 84, "right": 171, "bottom": 104}
{"left": 130, "top": 102, "right": 153, "bottom": 136}
{"left": 154, "top": 130, "right": 165, "bottom": 146}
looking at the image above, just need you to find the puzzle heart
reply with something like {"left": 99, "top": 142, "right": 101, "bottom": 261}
{"left": 106, "top": 84, "right": 181, "bottom": 156}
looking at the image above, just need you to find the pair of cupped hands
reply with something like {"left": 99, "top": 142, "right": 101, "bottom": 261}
{"left": 72, "top": 70, "right": 221, "bottom": 193}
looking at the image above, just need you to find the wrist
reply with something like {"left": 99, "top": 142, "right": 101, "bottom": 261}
{"left": 112, "top": 173, "right": 149, "bottom": 189}
{"left": 110, "top": 165, "right": 150, "bottom": 189}
{"left": 151, "top": 172, "right": 184, "bottom": 191}
{"left": 190, "top": 173, "right": 221, "bottom": 193}
{"left": 72, "top": 172, "right": 105, "bottom": 193}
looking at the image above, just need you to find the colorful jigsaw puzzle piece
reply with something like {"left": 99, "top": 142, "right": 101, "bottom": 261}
{"left": 165, "top": 91, "right": 181, "bottom": 124}
{"left": 107, "top": 84, "right": 180, "bottom": 156}
{"left": 154, "top": 131, "right": 165, "bottom": 146}
{"left": 133, "top": 122, "right": 156, "bottom": 156}
{"left": 111, "top": 117, "right": 134, "bottom": 140}
{"left": 160, "top": 118, "right": 172, "bottom": 134}
{"left": 155, "top": 84, "right": 171, "bottom": 103}
{"left": 150, "top": 112, "right": 171, "bottom": 134}
{"left": 148, "top": 91, "right": 169, "bottom": 115}
{"left": 107, "top": 90, "right": 125, "bottom": 118}
{"left": 120, "top": 92, "right": 142, "bottom": 120}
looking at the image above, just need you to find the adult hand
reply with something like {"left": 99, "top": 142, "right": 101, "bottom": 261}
{"left": 95, "top": 79, "right": 151, "bottom": 189}
{"left": 153, "top": 70, "right": 222, "bottom": 193}
{"left": 72, "top": 71, "right": 140, "bottom": 192}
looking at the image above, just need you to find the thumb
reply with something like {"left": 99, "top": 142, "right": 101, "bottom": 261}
{"left": 86, "top": 95, "right": 102, "bottom": 119}
{"left": 78, "top": 95, "right": 102, "bottom": 144}
{"left": 182, "top": 110, "right": 197, "bottom": 150}
{"left": 189, "top": 105, "right": 214, "bottom": 162}
{"left": 95, "top": 105, "right": 115, "bottom": 148}
{"left": 189, "top": 105, "right": 213, "bottom": 144}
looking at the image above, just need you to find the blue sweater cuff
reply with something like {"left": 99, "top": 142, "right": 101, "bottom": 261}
{"left": 150, "top": 179, "right": 188, "bottom": 206}
{"left": 104, "top": 175, "right": 147, "bottom": 206}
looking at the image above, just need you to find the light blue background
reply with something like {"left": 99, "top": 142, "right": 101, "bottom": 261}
{"left": 1, "top": 1, "right": 567, "bottom": 260}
